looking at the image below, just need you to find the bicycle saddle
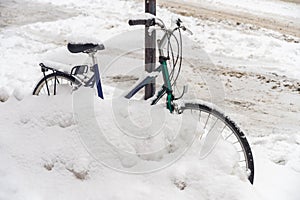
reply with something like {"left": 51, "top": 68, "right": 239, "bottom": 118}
{"left": 67, "top": 43, "right": 105, "bottom": 53}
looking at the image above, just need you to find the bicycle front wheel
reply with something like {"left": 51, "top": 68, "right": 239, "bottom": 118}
{"left": 181, "top": 103, "right": 254, "bottom": 184}
{"left": 33, "top": 72, "right": 79, "bottom": 96}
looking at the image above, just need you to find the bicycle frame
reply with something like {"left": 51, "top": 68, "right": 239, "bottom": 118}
{"left": 80, "top": 28, "right": 176, "bottom": 112}
{"left": 57, "top": 26, "right": 177, "bottom": 112}
{"left": 69, "top": 53, "right": 104, "bottom": 99}
{"left": 124, "top": 29, "right": 175, "bottom": 112}
{"left": 80, "top": 64, "right": 103, "bottom": 99}
{"left": 86, "top": 53, "right": 104, "bottom": 99}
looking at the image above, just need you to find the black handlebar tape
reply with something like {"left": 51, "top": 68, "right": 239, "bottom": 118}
{"left": 128, "top": 19, "right": 155, "bottom": 26}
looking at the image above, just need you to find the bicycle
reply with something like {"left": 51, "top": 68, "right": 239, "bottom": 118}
{"left": 33, "top": 18, "right": 254, "bottom": 184}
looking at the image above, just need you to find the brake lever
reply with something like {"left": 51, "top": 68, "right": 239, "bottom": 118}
{"left": 181, "top": 26, "right": 193, "bottom": 35}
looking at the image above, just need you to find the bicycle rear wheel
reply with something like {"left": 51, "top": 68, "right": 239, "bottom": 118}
{"left": 181, "top": 103, "right": 254, "bottom": 184}
{"left": 33, "top": 72, "right": 79, "bottom": 96}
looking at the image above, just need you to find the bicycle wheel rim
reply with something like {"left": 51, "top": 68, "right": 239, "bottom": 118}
{"left": 33, "top": 73, "right": 78, "bottom": 96}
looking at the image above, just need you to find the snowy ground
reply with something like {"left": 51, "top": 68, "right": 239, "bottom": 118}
{"left": 162, "top": 0, "right": 300, "bottom": 37}
{"left": 0, "top": 0, "right": 300, "bottom": 199}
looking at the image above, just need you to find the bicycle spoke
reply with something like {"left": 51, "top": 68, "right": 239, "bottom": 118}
{"left": 208, "top": 118, "right": 219, "bottom": 133}
{"left": 54, "top": 76, "right": 57, "bottom": 95}
{"left": 225, "top": 132, "right": 234, "bottom": 141}
{"left": 199, "top": 110, "right": 201, "bottom": 122}
{"left": 45, "top": 79, "right": 50, "bottom": 96}
{"left": 42, "top": 87, "right": 46, "bottom": 94}
{"left": 232, "top": 141, "right": 239, "bottom": 145}
{"left": 204, "top": 113, "right": 211, "bottom": 130}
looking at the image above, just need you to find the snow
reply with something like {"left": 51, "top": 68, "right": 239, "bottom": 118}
{"left": 0, "top": 93, "right": 260, "bottom": 200}
{"left": 182, "top": 0, "right": 300, "bottom": 19}
{"left": 0, "top": 87, "right": 10, "bottom": 102}
{"left": 0, "top": 0, "right": 300, "bottom": 199}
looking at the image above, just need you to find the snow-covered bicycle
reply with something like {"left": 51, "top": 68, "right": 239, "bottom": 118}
{"left": 33, "top": 18, "right": 254, "bottom": 184}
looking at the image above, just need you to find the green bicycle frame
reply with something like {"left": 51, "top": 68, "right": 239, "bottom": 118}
{"left": 124, "top": 56, "right": 174, "bottom": 113}
{"left": 160, "top": 58, "right": 174, "bottom": 112}
{"left": 125, "top": 28, "right": 177, "bottom": 113}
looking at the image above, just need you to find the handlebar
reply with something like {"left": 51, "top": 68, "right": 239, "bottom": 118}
{"left": 128, "top": 18, "right": 155, "bottom": 26}
{"left": 128, "top": 18, "right": 192, "bottom": 35}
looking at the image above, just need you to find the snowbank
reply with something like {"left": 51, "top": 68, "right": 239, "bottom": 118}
{"left": 0, "top": 93, "right": 260, "bottom": 200}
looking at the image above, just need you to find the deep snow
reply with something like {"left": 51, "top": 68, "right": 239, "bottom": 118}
{"left": 0, "top": 0, "right": 299, "bottom": 199}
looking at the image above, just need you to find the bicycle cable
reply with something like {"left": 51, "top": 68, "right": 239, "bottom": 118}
{"left": 172, "top": 27, "right": 183, "bottom": 86}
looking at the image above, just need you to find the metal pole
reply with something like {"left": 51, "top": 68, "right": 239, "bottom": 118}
{"left": 145, "top": 0, "right": 156, "bottom": 99}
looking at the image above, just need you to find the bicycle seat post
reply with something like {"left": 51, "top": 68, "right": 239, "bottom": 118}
{"left": 89, "top": 52, "right": 97, "bottom": 67}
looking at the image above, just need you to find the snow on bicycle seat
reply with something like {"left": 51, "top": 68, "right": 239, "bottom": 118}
{"left": 67, "top": 43, "right": 105, "bottom": 53}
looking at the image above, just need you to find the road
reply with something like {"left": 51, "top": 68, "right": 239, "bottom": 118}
{"left": 159, "top": 0, "right": 300, "bottom": 37}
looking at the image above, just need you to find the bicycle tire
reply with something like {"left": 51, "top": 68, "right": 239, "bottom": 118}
{"left": 181, "top": 103, "right": 254, "bottom": 184}
{"left": 33, "top": 72, "right": 78, "bottom": 96}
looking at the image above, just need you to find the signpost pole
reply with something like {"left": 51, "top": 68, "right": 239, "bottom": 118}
{"left": 144, "top": 0, "right": 156, "bottom": 99}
